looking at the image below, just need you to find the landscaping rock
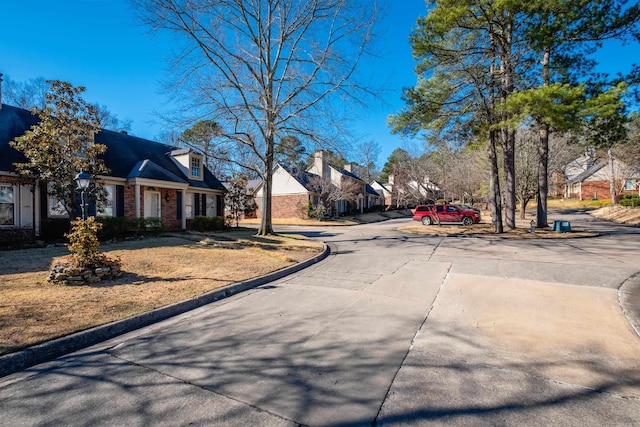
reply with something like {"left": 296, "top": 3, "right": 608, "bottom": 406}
{"left": 48, "top": 262, "right": 123, "bottom": 286}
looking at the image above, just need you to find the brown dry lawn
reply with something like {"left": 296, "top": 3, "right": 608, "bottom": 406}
{"left": 0, "top": 230, "right": 323, "bottom": 356}
{"left": 3, "top": 201, "right": 635, "bottom": 357}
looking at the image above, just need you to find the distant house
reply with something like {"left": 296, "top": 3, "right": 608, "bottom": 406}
{"left": 0, "top": 103, "right": 226, "bottom": 239}
{"left": 254, "top": 164, "right": 319, "bottom": 218}
{"left": 557, "top": 152, "right": 640, "bottom": 200}
{"left": 373, "top": 174, "right": 439, "bottom": 209}
{"left": 253, "top": 150, "right": 384, "bottom": 219}
{"left": 306, "top": 151, "right": 384, "bottom": 214}
{"left": 371, "top": 181, "right": 395, "bottom": 210}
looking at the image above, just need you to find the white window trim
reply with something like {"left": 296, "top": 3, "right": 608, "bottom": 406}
{"left": 97, "top": 184, "right": 115, "bottom": 217}
{"left": 185, "top": 192, "right": 195, "bottom": 219}
{"left": 189, "top": 154, "right": 203, "bottom": 180}
{"left": 0, "top": 184, "right": 16, "bottom": 227}
{"left": 144, "top": 190, "right": 162, "bottom": 219}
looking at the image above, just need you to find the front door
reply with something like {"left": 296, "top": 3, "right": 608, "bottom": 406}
{"left": 144, "top": 191, "right": 161, "bottom": 218}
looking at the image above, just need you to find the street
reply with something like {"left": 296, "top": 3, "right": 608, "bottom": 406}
{"left": 1, "top": 211, "right": 639, "bottom": 426}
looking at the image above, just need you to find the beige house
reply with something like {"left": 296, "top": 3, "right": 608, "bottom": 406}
{"left": 253, "top": 151, "right": 384, "bottom": 218}
{"left": 561, "top": 153, "right": 639, "bottom": 200}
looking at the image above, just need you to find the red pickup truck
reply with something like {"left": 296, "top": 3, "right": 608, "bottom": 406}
{"left": 412, "top": 204, "right": 481, "bottom": 226}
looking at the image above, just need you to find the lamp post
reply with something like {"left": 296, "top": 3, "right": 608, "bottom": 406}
{"left": 74, "top": 170, "right": 92, "bottom": 220}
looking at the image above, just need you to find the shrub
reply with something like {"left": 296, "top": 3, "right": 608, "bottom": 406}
{"left": 96, "top": 217, "right": 163, "bottom": 240}
{"left": 65, "top": 217, "right": 119, "bottom": 268}
{"left": 96, "top": 216, "right": 129, "bottom": 240}
{"left": 189, "top": 216, "right": 226, "bottom": 232}
{"left": 620, "top": 197, "right": 640, "bottom": 207}
{"left": 309, "top": 204, "right": 326, "bottom": 220}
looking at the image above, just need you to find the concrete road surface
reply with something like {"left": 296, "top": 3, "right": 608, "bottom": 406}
{"left": 1, "top": 211, "right": 639, "bottom": 426}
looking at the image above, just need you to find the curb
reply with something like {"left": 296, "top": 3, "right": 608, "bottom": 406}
{"left": 619, "top": 272, "right": 640, "bottom": 339}
{"left": 0, "top": 244, "right": 330, "bottom": 378}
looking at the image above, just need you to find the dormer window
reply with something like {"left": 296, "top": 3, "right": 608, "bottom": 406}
{"left": 191, "top": 157, "right": 201, "bottom": 177}
{"left": 170, "top": 148, "right": 203, "bottom": 181}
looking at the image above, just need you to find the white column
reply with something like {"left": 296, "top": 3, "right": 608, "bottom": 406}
{"left": 34, "top": 184, "right": 40, "bottom": 237}
{"left": 135, "top": 184, "right": 141, "bottom": 218}
{"left": 181, "top": 189, "right": 187, "bottom": 229}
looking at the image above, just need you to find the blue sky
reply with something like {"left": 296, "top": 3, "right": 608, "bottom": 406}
{"left": 1, "top": 0, "right": 638, "bottom": 168}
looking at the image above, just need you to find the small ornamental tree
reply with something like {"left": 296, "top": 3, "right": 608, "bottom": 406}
{"left": 224, "top": 175, "right": 255, "bottom": 227}
{"left": 10, "top": 80, "right": 109, "bottom": 217}
{"left": 65, "top": 217, "right": 118, "bottom": 268}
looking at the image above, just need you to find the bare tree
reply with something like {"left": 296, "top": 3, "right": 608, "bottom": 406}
{"left": 447, "top": 146, "right": 487, "bottom": 204}
{"left": 93, "top": 104, "right": 132, "bottom": 133}
{"left": 354, "top": 140, "right": 381, "bottom": 182}
{"left": 4, "top": 75, "right": 131, "bottom": 132}
{"left": 307, "top": 175, "right": 361, "bottom": 216}
{"left": 514, "top": 129, "right": 539, "bottom": 219}
{"left": 132, "top": 0, "right": 378, "bottom": 235}
{"left": 3, "top": 76, "right": 48, "bottom": 109}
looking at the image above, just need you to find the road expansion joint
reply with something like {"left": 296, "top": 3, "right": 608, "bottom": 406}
{"left": 373, "top": 261, "right": 452, "bottom": 425}
{"left": 105, "top": 351, "right": 301, "bottom": 425}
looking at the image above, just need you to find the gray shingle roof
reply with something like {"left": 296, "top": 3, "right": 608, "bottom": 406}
{"left": 365, "top": 183, "right": 381, "bottom": 196}
{"left": 279, "top": 164, "right": 321, "bottom": 191}
{"left": 0, "top": 104, "right": 225, "bottom": 192}
{"left": 0, "top": 105, "right": 38, "bottom": 171}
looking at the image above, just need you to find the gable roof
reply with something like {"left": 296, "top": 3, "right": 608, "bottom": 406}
{"left": 272, "top": 163, "right": 320, "bottom": 192}
{"left": 0, "top": 104, "right": 225, "bottom": 191}
{"left": 126, "top": 159, "right": 187, "bottom": 183}
{"left": 333, "top": 165, "right": 364, "bottom": 182}
{"left": 567, "top": 162, "right": 607, "bottom": 184}
{"left": 365, "top": 183, "right": 381, "bottom": 197}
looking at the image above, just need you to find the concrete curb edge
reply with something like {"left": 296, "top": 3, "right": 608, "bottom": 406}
{"left": 619, "top": 272, "right": 640, "bottom": 339}
{"left": 0, "top": 243, "right": 330, "bottom": 378}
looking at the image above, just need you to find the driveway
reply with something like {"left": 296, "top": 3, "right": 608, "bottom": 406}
{"left": 1, "top": 212, "right": 639, "bottom": 426}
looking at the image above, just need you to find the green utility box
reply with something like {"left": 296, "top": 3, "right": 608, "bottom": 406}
{"left": 551, "top": 220, "right": 571, "bottom": 232}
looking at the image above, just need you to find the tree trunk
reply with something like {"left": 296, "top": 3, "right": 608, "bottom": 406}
{"left": 537, "top": 122, "right": 550, "bottom": 227}
{"left": 519, "top": 198, "right": 529, "bottom": 219}
{"left": 502, "top": 127, "right": 516, "bottom": 229}
{"left": 537, "top": 47, "right": 551, "bottom": 228}
{"left": 499, "top": 21, "right": 516, "bottom": 230}
{"left": 488, "top": 129, "right": 504, "bottom": 233}
{"left": 608, "top": 148, "right": 617, "bottom": 205}
{"left": 258, "top": 134, "right": 275, "bottom": 235}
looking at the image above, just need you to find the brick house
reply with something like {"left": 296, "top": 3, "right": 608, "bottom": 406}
{"left": 253, "top": 164, "right": 320, "bottom": 218}
{"left": 371, "top": 181, "right": 394, "bottom": 210}
{"left": 253, "top": 151, "right": 384, "bottom": 218}
{"left": 561, "top": 153, "right": 639, "bottom": 200}
{"left": 0, "top": 103, "right": 226, "bottom": 239}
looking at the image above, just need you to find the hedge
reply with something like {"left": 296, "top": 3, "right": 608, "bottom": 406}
{"left": 189, "top": 216, "right": 226, "bottom": 232}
